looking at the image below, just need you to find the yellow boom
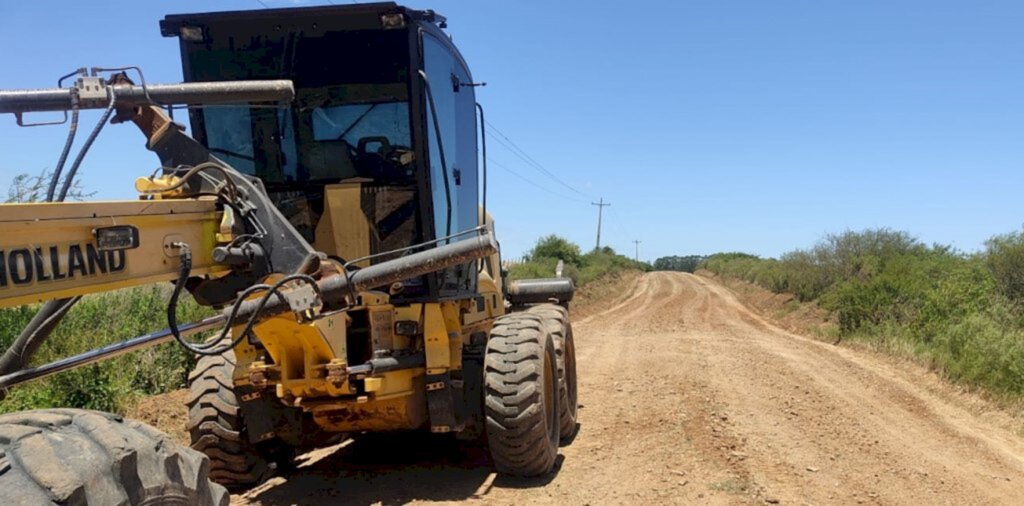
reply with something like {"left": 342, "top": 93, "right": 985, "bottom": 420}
{"left": 0, "top": 199, "right": 225, "bottom": 308}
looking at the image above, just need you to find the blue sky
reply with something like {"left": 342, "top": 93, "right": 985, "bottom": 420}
{"left": 2, "top": 1, "right": 1022, "bottom": 261}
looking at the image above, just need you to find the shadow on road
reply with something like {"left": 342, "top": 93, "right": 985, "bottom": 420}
{"left": 242, "top": 432, "right": 562, "bottom": 505}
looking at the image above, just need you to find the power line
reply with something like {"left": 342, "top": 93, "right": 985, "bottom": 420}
{"left": 486, "top": 132, "right": 591, "bottom": 199}
{"left": 254, "top": 0, "right": 271, "bottom": 8}
{"left": 485, "top": 128, "right": 590, "bottom": 199}
{"left": 483, "top": 121, "right": 549, "bottom": 178}
{"left": 487, "top": 157, "right": 589, "bottom": 204}
{"left": 488, "top": 157, "right": 589, "bottom": 204}
{"left": 484, "top": 119, "right": 592, "bottom": 198}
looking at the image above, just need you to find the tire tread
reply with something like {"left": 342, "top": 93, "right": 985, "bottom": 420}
{"left": 0, "top": 408, "right": 227, "bottom": 505}
{"left": 484, "top": 312, "right": 559, "bottom": 476}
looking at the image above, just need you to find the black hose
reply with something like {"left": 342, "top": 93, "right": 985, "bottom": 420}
{"left": 1, "top": 78, "right": 101, "bottom": 379}
{"left": 141, "top": 162, "right": 239, "bottom": 202}
{"left": 167, "top": 242, "right": 321, "bottom": 356}
{"left": 46, "top": 93, "right": 80, "bottom": 202}
{"left": 57, "top": 88, "right": 116, "bottom": 201}
{"left": 476, "top": 102, "right": 488, "bottom": 273}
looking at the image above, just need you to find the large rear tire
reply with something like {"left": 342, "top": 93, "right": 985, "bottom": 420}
{"left": 0, "top": 408, "right": 227, "bottom": 505}
{"left": 528, "top": 304, "right": 579, "bottom": 442}
{"left": 484, "top": 312, "right": 560, "bottom": 476}
{"left": 187, "top": 350, "right": 293, "bottom": 490}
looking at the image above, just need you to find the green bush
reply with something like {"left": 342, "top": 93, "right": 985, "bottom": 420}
{"left": 986, "top": 229, "right": 1024, "bottom": 304}
{"left": 699, "top": 228, "right": 1024, "bottom": 399}
{"left": 508, "top": 236, "right": 647, "bottom": 286}
{"left": 0, "top": 285, "right": 212, "bottom": 414}
{"left": 530, "top": 235, "right": 582, "bottom": 265}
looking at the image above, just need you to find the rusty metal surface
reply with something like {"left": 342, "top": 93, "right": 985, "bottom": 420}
{"left": 311, "top": 387, "right": 428, "bottom": 432}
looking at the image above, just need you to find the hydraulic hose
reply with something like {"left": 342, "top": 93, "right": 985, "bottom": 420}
{"left": 57, "top": 88, "right": 116, "bottom": 201}
{"left": 46, "top": 93, "right": 79, "bottom": 202}
{"left": 166, "top": 242, "right": 321, "bottom": 356}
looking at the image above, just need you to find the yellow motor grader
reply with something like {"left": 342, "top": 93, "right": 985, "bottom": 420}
{"left": 0, "top": 3, "right": 577, "bottom": 504}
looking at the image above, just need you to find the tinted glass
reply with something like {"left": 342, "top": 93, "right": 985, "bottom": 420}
{"left": 312, "top": 102, "right": 411, "bottom": 146}
{"left": 423, "top": 32, "right": 479, "bottom": 293}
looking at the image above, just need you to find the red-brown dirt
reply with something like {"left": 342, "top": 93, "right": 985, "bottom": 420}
{"left": 137, "top": 272, "right": 1024, "bottom": 505}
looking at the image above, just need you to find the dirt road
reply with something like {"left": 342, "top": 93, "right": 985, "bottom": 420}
{"left": 235, "top": 272, "right": 1024, "bottom": 505}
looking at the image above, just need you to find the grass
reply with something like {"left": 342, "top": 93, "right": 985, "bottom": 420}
{"left": 700, "top": 228, "right": 1024, "bottom": 400}
{"left": 0, "top": 286, "right": 213, "bottom": 414}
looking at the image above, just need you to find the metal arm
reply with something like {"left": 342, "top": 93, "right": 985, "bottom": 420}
{"left": 0, "top": 79, "right": 295, "bottom": 114}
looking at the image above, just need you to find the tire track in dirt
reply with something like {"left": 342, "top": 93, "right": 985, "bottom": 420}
{"left": 232, "top": 272, "right": 1024, "bottom": 505}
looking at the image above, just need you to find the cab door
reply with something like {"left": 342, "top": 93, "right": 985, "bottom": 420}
{"left": 420, "top": 30, "right": 479, "bottom": 295}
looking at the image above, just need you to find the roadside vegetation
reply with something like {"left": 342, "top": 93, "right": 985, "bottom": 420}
{"left": 0, "top": 286, "right": 212, "bottom": 414}
{"left": 697, "top": 228, "right": 1024, "bottom": 399}
{"left": 507, "top": 235, "right": 650, "bottom": 286}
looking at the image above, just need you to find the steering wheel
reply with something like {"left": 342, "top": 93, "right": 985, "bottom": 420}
{"left": 345, "top": 136, "right": 392, "bottom": 179}
{"left": 357, "top": 136, "right": 392, "bottom": 158}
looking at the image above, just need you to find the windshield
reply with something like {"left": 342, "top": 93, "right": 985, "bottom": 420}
{"left": 201, "top": 99, "right": 412, "bottom": 185}
{"left": 312, "top": 102, "right": 410, "bottom": 146}
{"left": 202, "top": 107, "right": 300, "bottom": 183}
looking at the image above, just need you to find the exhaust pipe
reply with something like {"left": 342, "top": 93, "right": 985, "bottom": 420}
{"left": 507, "top": 278, "right": 575, "bottom": 306}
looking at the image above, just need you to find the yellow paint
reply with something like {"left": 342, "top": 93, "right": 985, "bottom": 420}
{"left": 422, "top": 303, "right": 450, "bottom": 373}
{"left": 314, "top": 182, "right": 371, "bottom": 267}
{"left": 312, "top": 312, "right": 349, "bottom": 359}
{"left": 364, "top": 377, "right": 383, "bottom": 392}
{"left": 247, "top": 312, "right": 351, "bottom": 398}
{"left": 134, "top": 174, "right": 185, "bottom": 198}
{"left": 0, "top": 199, "right": 225, "bottom": 308}
{"left": 310, "top": 386, "right": 427, "bottom": 432}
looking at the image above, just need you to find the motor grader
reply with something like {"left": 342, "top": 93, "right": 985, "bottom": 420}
{"left": 0, "top": 3, "right": 577, "bottom": 504}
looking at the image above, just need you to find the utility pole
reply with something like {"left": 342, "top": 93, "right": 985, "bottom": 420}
{"left": 592, "top": 198, "right": 611, "bottom": 250}
{"left": 632, "top": 240, "right": 641, "bottom": 262}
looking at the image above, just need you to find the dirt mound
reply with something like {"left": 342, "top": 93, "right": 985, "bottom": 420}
{"left": 696, "top": 269, "right": 837, "bottom": 338}
{"left": 571, "top": 269, "right": 644, "bottom": 320}
{"left": 125, "top": 388, "right": 190, "bottom": 445}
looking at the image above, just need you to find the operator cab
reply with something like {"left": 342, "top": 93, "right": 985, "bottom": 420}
{"left": 161, "top": 3, "right": 480, "bottom": 298}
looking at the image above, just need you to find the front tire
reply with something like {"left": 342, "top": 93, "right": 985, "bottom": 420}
{"left": 484, "top": 312, "right": 560, "bottom": 476}
{"left": 187, "top": 350, "right": 293, "bottom": 489}
{"left": 0, "top": 408, "right": 227, "bottom": 505}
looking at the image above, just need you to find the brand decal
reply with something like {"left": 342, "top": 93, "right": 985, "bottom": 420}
{"left": 0, "top": 244, "right": 126, "bottom": 288}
